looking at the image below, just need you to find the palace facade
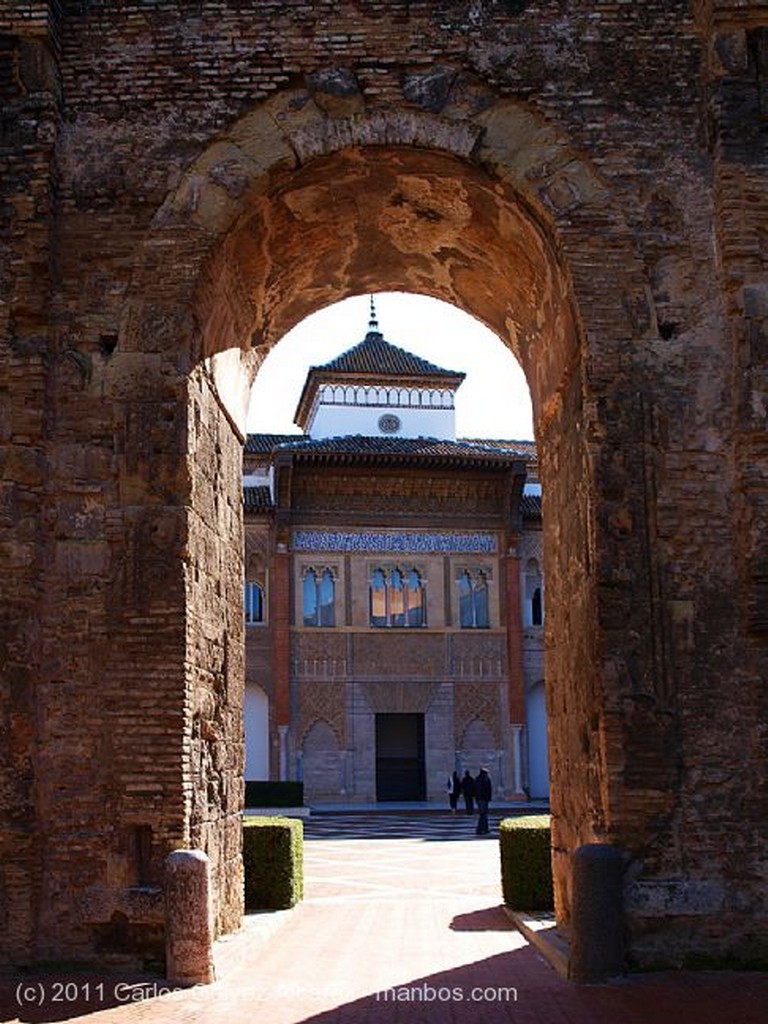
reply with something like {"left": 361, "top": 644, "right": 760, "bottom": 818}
{"left": 242, "top": 307, "right": 547, "bottom": 805}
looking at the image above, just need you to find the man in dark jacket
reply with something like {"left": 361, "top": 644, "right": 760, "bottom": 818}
{"left": 461, "top": 769, "right": 475, "bottom": 814}
{"left": 474, "top": 766, "right": 492, "bottom": 835}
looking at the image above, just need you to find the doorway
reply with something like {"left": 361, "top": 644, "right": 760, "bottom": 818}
{"left": 375, "top": 713, "right": 426, "bottom": 801}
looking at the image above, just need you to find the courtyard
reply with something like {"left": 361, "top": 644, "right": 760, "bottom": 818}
{"left": 2, "top": 813, "right": 767, "bottom": 1024}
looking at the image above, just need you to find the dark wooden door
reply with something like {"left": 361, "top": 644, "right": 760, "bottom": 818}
{"left": 375, "top": 713, "right": 426, "bottom": 801}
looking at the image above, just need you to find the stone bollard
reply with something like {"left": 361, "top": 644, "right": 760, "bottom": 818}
{"left": 165, "top": 849, "right": 216, "bottom": 987}
{"left": 568, "top": 843, "right": 625, "bottom": 983}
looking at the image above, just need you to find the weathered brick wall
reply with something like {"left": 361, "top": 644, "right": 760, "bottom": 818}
{"left": 690, "top": 0, "right": 768, "bottom": 967}
{"left": 0, "top": 2, "right": 62, "bottom": 963}
{"left": 186, "top": 369, "right": 245, "bottom": 938}
{"left": 0, "top": 0, "right": 766, "bottom": 971}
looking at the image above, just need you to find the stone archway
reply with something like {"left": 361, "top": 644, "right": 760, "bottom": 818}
{"left": 4, "top": 2, "right": 767, "bottom": 976}
{"left": 113, "top": 98, "right": 652, "bottom": 953}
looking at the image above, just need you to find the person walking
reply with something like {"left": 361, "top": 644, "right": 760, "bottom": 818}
{"left": 447, "top": 770, "right": 461, "bottom": 813}
{"left": 475, "top": 766, "right": 492, "bottom": 835}
{"left": 461, "top": 769, "right": 475, "bottom": 815}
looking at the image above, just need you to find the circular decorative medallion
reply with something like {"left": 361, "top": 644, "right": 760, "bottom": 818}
{"left": 378, "top": 414, "right": 401, "bottom": 434}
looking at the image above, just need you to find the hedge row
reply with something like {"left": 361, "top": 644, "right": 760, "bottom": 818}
{"left": 243, "top": 817, "right": 304, "bottom": 910}
{"left": 499, "top": 814, "right": 553, "bottom": 911}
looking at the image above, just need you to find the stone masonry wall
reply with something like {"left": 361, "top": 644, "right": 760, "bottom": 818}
{"left": 0, "top": 0, "right": 766, "bottom": 971}
{"left": 186, "top": 369, "right": 245, "bottom": 939}
{"left": 0, "top": 2, "right": 63, "bottom": 963}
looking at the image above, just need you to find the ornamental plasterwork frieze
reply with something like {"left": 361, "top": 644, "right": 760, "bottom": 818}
{"left": 454, "top": 563, "right": 494, "bottom": 581}
{"left": 293, "top": 632, "right": 348, "bottom": 677}
{"left": 293, "top": 530, "right": 498, "bottom": 553}
{"left": 297, "top": 560, "right": 340, "bottom": 579}
{"left": 450, "top": 633, "right": 507, "bottom": 678}
{"left": 454, "top": 683, "right": 502, "bottom": 747}
{"left": 293, "top": 475, "right": 504, "bottom": 515}
{"left": 352, "top": 632, "right": 445, "bottom": 677}
{"left": 519, "top": 531, "right": 543, "bottom": 563}
{"left": 296, "top": 681, "right": 346, "bottom": 745}
{"left": 359, "top": 681, "right": 441, "bottom": 714}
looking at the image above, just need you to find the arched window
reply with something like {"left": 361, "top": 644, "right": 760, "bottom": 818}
{"left": 458, "top": 570, "right": 490, "bottom": 628}
{"left": 370, "top": 568, "right": 387, "bottom": 627}
{"left": 524, "top": 558, "right": 544, "bottom": 627}
{"left": 370, "top": 567, "right": 426, "bottom": 628}
{"left": 303, "top": 569, "right": 318, "bottom": 626}
{"left": 244, "top": 581, "right": 265, "bottom": 625}
{"left": 319, "top": 568, "right": 336, "bottom": 626}
{"left": 303, "top": 567, "right": 336, "bottom": 627}
{"left": 458, "top": 571, "right": 473, "bottom": 627}
{"left": 532, "top": 586, "right": 543, "bottom": 626}
{"left": 389, "top": 568, "right": 405, "bottom": 626}
{"left": 406, "top": 569, "right": 425, "bottom": 627}
{"left": 474, "top": 572, "right": 489, "bottom": 628}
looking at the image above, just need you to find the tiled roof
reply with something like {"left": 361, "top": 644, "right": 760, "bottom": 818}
{"left": 294, "top": 330, "right": 467, "bottom": 429}
{"left": 243, "top": 485, "right": 273, "bottom": 510}
{"left": 244, "top": 433, "right": 306, "bottom": 453}
{"left": 316, "top": 331, "right": 465, "bottom": 381}
{"left": 242, "top": 436, "right": 542, "bottom": 516}
{"left": 246, "top": 432, "right": 536, "bottom": 461}
{"left": 459, "top": 437, "right": 537, "bottom": 458}
{"left": 270, "top": 434, "right": 527, "bottom": 468}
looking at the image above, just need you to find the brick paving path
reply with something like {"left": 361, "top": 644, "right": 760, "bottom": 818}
{"left": 2, "top": 813, "right": 767, "bottom": 1023}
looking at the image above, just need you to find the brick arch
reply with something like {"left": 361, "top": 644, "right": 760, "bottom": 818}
{"left": 4, "top": 1, "right": 763, "bottom": 976}
{"left": 126, "top": 97, "right": 626, "bottom": 427}
{"left": 117, "top": 94, "right": 662, "bottom": 947}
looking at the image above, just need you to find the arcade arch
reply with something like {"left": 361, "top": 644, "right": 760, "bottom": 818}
{"left": 118, "top": 98, "right": 652, "bottom": 941}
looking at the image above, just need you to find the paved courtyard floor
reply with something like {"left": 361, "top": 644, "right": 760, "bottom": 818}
{"left": 2, "top": 811, "right": 767, "bottom": 1023}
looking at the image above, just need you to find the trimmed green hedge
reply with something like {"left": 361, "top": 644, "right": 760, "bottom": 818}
{"left": 499, "top": 814, "right": 553, "bottom": 911}
{"left": 245, "top": 781, "right": 304, "bottom": 808}
{"left": 243, "top": 817, "right": 304, "bottom": 910}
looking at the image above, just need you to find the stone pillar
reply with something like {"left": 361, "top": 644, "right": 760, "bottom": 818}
{"left": 339, "top": 748, "right": 348, "bottom": 796}
{"left": 278, "top": 725, "right": 289, "bottom": 782}
{"left": 511, "top": 724, "right": 524, "bottom": 795}
{"left": 165, "top": 850, "right": 216, "bottom": 987}
{"left": 504, "top": 545, "right": 527, "bottom": 798}
{"left": 568, "top": 844, "right": 625, "bottom": 983}
{"left": 272, "top": 545, "right": 292, "bottom": 731}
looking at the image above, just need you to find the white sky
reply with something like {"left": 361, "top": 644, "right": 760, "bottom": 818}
{"left": 246, "top": 292, "right": 534, "bottom": 440}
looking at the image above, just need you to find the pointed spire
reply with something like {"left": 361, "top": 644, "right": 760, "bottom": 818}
{"left": 368, "top": 294, "right": 379, "bottom": 334}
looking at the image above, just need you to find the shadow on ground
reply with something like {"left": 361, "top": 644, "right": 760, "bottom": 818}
{"left": 3, "top": 945, "right": 768, "bottom": 1024}
{"left": 450, "top": 906, "right": 512, "bottom": 932}
{"left": 290, "top": 948, "right": 768, "bottom": 1024}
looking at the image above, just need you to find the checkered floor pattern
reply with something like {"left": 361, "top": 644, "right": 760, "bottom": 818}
{"left": 304, "top": 810, "right": 503, "bottom": 840}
